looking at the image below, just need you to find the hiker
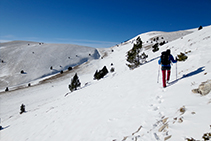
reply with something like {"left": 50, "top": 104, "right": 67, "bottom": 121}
{"left": 158, "top": 49, "right": 177, "bottom": 88}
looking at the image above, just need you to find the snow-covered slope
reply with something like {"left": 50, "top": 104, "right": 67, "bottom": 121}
{"left": 0, "top": 25, "right": 211, "bottom": 141}
{"left": 0, "top": 41, "right": 100, "bottom": 91}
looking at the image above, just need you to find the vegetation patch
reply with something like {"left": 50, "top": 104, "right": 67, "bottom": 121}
{"left": 186, "top": 132, "right": 211, "bottom": 141}
{"left": 177, "top": 52, "right": 188, "bottom": 61}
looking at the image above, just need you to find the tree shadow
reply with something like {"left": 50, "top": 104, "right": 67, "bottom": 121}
{"left": 0, "top": 125, "right": 10, "bottom": 131}
{"left": 168, "top": 66, "right": 205, "bottom": 87}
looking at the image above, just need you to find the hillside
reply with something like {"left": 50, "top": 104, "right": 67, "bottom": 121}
{"left": 0, "top": 25, "right": 211, "bottom": 141}
{"left": 0, "top": 41, "right": 100, "bottom": 91}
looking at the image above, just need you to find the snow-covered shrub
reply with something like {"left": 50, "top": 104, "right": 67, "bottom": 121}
{"left": 177, "top": 52, "right": 188, "bottom": 61}
{"left": 202, "top": 132, "right": 211, "bottom": 140}
{"left": 69, "top": 73, "right": 81, "bottom": 92}
{"left": 140, "top": 52, "right": 148, "bottom": 64}
{"left": 179, "top": 106, "right": 186, "bottom": 114}
{"left": 186, "top": 132, "right": 211, "bottom": 141}
{"left": 126, "top": 37, "right": 143, "bottom": 69}
{"left": 185, "top": 50, "right": 191, "bottom": 54}
{"left": 186, "top": 137, "right": 197, "bottom": 141}
{"left": 20, "top": 104, "right": 26, "bottom": 114}
{"left": 94, "top": 66, "right": 109, "bottom": 80}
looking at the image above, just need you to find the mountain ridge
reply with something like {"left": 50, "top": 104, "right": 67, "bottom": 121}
{"left": 1, "top": 25, "right": 211, "bottom": 141}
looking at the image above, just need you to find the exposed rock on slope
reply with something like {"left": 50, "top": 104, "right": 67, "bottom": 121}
{"left": 192, "top": 80, "right": 211, "bottom": 95}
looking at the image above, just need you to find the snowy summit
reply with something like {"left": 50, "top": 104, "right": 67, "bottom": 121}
{"left": 0, "top": 25, "right": 211, "bottom": 141}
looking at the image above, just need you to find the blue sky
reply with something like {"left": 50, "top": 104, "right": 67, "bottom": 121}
{"left": 0, "top": 0, "right": 210, "bottom": 48}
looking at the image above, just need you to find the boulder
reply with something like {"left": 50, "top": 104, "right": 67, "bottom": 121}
{"left": 192, "top": 80, "right": 211, "bottom": 95}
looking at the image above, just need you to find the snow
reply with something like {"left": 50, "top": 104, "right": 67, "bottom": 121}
{"left": 0, "top": 41, "right": 100, "bottom": 91}
{"left": 0, "top": 25, "right": 211, "bottom": 141}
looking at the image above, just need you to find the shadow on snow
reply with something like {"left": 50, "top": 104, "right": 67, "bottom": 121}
{"left": 168, "top": 66, "right": 205, "bottom": 87}
{"left": 140, "top": 56, "right": 160, "bottom": 66}
{"left": 0, "top": 125, "right": 10, "bottom": 131}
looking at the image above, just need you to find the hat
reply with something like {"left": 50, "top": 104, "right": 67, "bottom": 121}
{"left": 166, "top": 49, "right": 171, "bottom": 55}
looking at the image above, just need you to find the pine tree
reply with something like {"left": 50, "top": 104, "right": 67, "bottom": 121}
{"left": 93, "top": 66, "right": 109, "bottom": 80}
{"left": 20, "top": 104, "right": 26, "bottom": 114}
{"left": 152, "top": 43, "right": 159, "bottom": 52}
{"left": 94, "top": 70, "right": 99, "bottom": 80}
{"left": 198, "top": 26, "right": 203, "bottom": 30}
{"left": 126, "top": 37, "right": 143, "bottom": 69}
{"left": 140, "top": 52, "right": 148, "bottom": 64}
{"left": 5, "top": 87, "right": 9, "bottom": 92}
{"left": 69, "top": 73, "right": 81, "bottom": 92}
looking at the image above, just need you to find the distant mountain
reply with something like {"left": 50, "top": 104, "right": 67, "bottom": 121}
{"left": 0, "top": 41, "right": 100, "bottom": 90}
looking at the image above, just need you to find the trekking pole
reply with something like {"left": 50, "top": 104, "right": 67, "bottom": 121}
{"left": 157, "top": 65, "right": 160, "bottom": 83}
{"left": 176, "top": 62, "right": 178, "bottom": 80}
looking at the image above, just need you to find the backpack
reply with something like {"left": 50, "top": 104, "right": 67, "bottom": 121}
{"left": 161, "top": 51, "right": 170, "bottom": 65}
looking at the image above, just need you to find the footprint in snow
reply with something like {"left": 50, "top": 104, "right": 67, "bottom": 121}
{"left": 150, "top": 104, "right": 159, "bottom": 111}
{"left": 156, "top": 95, "right": 164, "bottom": 104}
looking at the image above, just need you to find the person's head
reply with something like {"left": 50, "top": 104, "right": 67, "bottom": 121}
{"left": 166, "top": 49, "right": 171, "bottom": 55}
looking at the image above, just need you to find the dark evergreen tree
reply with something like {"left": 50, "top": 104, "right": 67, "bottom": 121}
{"left": 21, "top": 70, "right": 25, "bottom": 74}
{"left": 140, "top": 52, "right": 148, "bottom": 64}
{"left": 68, "top": 67, "right": 72, "bottom": 71}
{"left": 198, "top": 26, "right": 203, "bottom": 30}
{"left": 94, "top": 70, "right": 99, "bottom": 80}
{"left": 5, "top": 87, "right": 9, "bottom": 92}
{"left": 110, "top": 67, "right": 115, "bottom": 73}
{"left": 20, "top": 104, "right": 26, "bottom": 114}
{"left": 152, "top": 43, "right": 159, "bottom": 52}
{"left": 69, "top": 73, "right": 81, "bottom": 92}
{"left": 101, "top": 66, "right": 109, "bottom": 76}
{"left": 126, "top": 37, "right": 143, "bottom": 69}
{"left": 94, "top": 66, "right": 109, "bottom": 80}
{"left": 159, "top": 41, "right": 166, "bottom": 46}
